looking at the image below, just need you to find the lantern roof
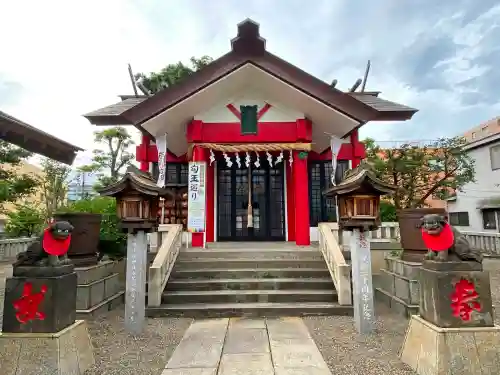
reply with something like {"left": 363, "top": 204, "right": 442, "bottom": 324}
{"left": 98, "top": 165, "right": 174, "bottom": 197}
{"left": 323, "top": 163, "right": 397, "bottom": 197}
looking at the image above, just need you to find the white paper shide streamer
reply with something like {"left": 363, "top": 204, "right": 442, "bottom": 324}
{"left": 254, "top": 151, "right": 260, "bottom": 168}
{"left": 223, "top": 152, "right": 233, "bottom": 168}
{"left": 209, "top": 149, "right": 216, "bottom": 165}
{"left": 266, "top": 151, "right": 273, "bottom": 167}
{"left": 275, "top": 151, "right": 283, "bottom": 164}
{"left": 235, "top": 152, "right": 242, "bottom": 168}
{"left": 288, "top": 150, "right": 293, "bottom": 166}
{"left": 330, "top": 136, "right": 343, "bottom": 185}
{"left": 155, "top": 133, "right": 167, "bottom": 187}
{"left": 245, "top": 152, "right": 251, "bottom": 168}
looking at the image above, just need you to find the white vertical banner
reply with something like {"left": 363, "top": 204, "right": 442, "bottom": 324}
{"left": 156, "top": 133, "right": 167, "bottom": 187}
{"left": 330, "top": 136, "right": 344, "bottom": 185}
{"left": 187, "top": 161, "right": 206, "bottom": 233}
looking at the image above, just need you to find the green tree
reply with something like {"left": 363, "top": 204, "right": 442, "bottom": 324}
{"left": 0, "top": 140, "right": 39, "bottom": 207}
{"left": 135, "top": 56, "right": 213, "bottom": 94}
{"left": 364, "top": 137, "right": 475, "bottom": 209}
{"left": 380, "top": 200, "right": 397, "bottom": 222}
{"left": 39, "top": 158, "right": 71, "bottom": 218}
{"left": 80, "top": 127, "right": 135, "bottom": 189}
{"left": 5, "top": 203, "right": 45, "bottom": 237}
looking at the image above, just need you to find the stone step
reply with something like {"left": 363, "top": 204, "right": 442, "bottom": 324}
{"left": 174, "top": 259, "right": 326, "bottom": 270}
{"left": 162, "top": 289, "right": 337, "bottom": 304}
{"left": 171, "top": 268, "right": 330, "bottom": 280}
{"left": 178, "top": 249, "right": 324, "bottom": 261}
{"left": 166, "top": 277, "right": 334, "bottom": 291}
{"left": 206, "top": 242, "right": 311, "bottom": 250}
{"left": 146, "top": 301, "right": 353, "bottom": 318}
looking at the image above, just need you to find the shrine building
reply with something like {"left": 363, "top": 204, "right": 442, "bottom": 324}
{"left": 84, "top": 19, "right": 417, "bottom": 247}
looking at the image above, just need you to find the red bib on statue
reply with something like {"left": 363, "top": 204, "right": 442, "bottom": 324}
{"left": 421, "top": 223, "right": 454, "bottom": 252}
{"left": 42, "top": 229, "right": 71, "bottom": 256}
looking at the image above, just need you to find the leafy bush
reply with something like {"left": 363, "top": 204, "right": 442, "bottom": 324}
{"left": 380, "top": 200, "right": 397, "bottom": 222}
{"left": 5, "top": 203, "right": 46, "bottom": 237}
{"left": 57, "top": 197, "right": 126, "bottom": 259}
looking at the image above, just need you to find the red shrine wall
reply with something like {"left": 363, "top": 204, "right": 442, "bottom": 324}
{"left": 136, "top": 119, "right": 366, "bottom": 246}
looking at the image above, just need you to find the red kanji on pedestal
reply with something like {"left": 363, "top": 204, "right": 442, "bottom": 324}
{"left": 13, "top": 282, "right": 47, "bottom": 324}
{"left": 450, "top": 278, "right": 481, "bottom": 321}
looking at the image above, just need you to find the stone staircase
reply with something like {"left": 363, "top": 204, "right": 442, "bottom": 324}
{"left": 146, "top": 242, "right": 353, "bottom": 318}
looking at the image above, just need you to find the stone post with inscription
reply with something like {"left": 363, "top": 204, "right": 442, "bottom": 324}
{"left": 124, "top": 231, "right": 147, "bottom": 335}
{"left": 350, "top": 229, "right": 375, "bottom": 334}
{"left": 323, "top": 163, "right": 398, "bottom": 335}
{"left": 97, "top": 166, "right": 175, "bottom": 335}
{"left": 400, "top": 214, "right": 500, "bottom": 375}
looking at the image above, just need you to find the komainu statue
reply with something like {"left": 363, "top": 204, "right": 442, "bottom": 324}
{"left": 420, "top": 214, "right": 482, "bottom": 263}
{"left": 14, "top": 221, "right": 74, "bottom": 267}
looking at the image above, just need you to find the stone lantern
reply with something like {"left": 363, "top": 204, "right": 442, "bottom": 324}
{"left": 323, "top": 164, "right": 397, "bottom": 334}
{"left": 323, "top": 164, "right": 397, "bottom": 231}
{"left": 98, "top": 165, "right": 173, "bottom": 334}
{"left": 98, "top": 166, "right": 174, "bottom": 233}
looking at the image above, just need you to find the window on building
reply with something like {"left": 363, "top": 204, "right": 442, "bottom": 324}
{"left": 490, "top": 145, "right": 500, "bottom": 170}
{"left": 482, "top": 209, "right": 497, "bottom": 230}
{"left": 471, "top": 132, "right": 476, "bottom": 139}
{"left": 449, "top": 212, "right": 469, "bottom": 226}
{"left": 151, "top": 162, "right": 188, "bottom": 185}
{"left": 308, "top": 160, "right": 349, "bottom": 226}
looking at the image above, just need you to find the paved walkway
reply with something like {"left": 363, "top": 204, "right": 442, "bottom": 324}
{"left": 162, "top": 317, "right": 332, "bottom": 375}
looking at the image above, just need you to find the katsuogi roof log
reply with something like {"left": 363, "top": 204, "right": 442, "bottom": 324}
{"left": 323, "top": 164, "right": 397, "bottom": 197}
{"left": 98, "top": 165, "right": 174, "bottom": 198}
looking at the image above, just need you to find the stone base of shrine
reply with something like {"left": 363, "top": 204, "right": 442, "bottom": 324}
{"left": 0, "top": 320, "right": 94, "bottom": 375}
{"left": 400, "top": 315, "right": 500, "bottom": 375}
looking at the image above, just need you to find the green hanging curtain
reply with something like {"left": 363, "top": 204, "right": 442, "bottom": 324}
{"left": 240, "top": 105, "right": 258, "bottom": 134}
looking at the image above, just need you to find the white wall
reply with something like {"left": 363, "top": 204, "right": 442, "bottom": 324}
{"left": 447, "top": 139, "right": 500, "bottom": 232}
{"left": 194, "top": 89, "right": 304, "bottom": 123}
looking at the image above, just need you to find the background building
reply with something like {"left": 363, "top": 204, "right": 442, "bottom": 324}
{"left": 66, "top": 171, "right": 98, "bottom": 202}
{"left": 447, "top": 120, "right": 500, "bottom": 232}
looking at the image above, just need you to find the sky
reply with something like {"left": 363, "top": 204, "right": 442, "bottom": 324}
{"left": 1, "top": 0, "right": 500, "bottom": 166}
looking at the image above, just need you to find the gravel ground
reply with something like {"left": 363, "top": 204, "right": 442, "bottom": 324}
{"left": 84, "top": 309, "right": 192, "bottom": 375}
{"left": 2, "top": 259, "right": 500, "bottom": 374}
{"left": 304, "top": 258, "right": 500, "bottom": 375}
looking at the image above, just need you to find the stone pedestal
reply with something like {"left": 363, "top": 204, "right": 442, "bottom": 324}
{"left": 2, "top": 272, "right": 77, "bottom": 333}
{"left": 75, "top": 260, "right": 124, "bottom": 318}
{"left": 400, "top": 260, "right": 499, "bottom": 374}
{"left": 0, "top": 320, "right": 95, "bottom": 375}
{"left": 420, "top": 261, "right": 494, "bottom": 328}
{"left": 400, "top": 315, "right": 500, "bottom": 374}
{"left": 375, "top": 255, "right": 421, "bottom": 318}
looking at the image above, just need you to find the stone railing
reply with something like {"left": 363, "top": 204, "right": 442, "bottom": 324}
{"left": 369, "top": 222, "right": 400, "bottom": 241}
{"left": 318, "top": 222, "right": 352, "bottom": 305}
{"left": 341, "top": 221, "right": 500, "bottom": 257}
{"left": 461, "top": 231, "right": 500, "bottom": 257}
{"left": 147, "top": 224, "right": 183, "bottom": 307}
{"left": 0, "top": 237, "right": 36, "bottom": 262}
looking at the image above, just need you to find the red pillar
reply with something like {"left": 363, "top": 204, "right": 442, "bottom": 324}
{"left": 205, "top": 159, "right": 215, "bottom": 243}
{"left": 293, "top": 150, "right": 310, "bottom": 246}
{"left": 138, "top": 133, "right": 150, "bottom": 172}
{"left": 191, "top": 146, "right": 209, "bottom": 247}
{"left": 286, "top": 161, "right": 295, "bottom": 242}
{"left": 350, "top": 129, "right": 366, "bottom": 168}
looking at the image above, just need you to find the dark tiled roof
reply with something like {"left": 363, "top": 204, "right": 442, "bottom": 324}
{"left": 323, "top": 165, "right": 397, "bottom": 197}
{"left": 349, "top": 93, "right": 418, "bottom": 113}
{"left": 83, "top": 98, "right": 146, "bottom": 125}
{"left": 0, "top": 110, "right": 83, "bottom": 165}
{"left": 98, "top": 165, "right": 174, "bottom": 197}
